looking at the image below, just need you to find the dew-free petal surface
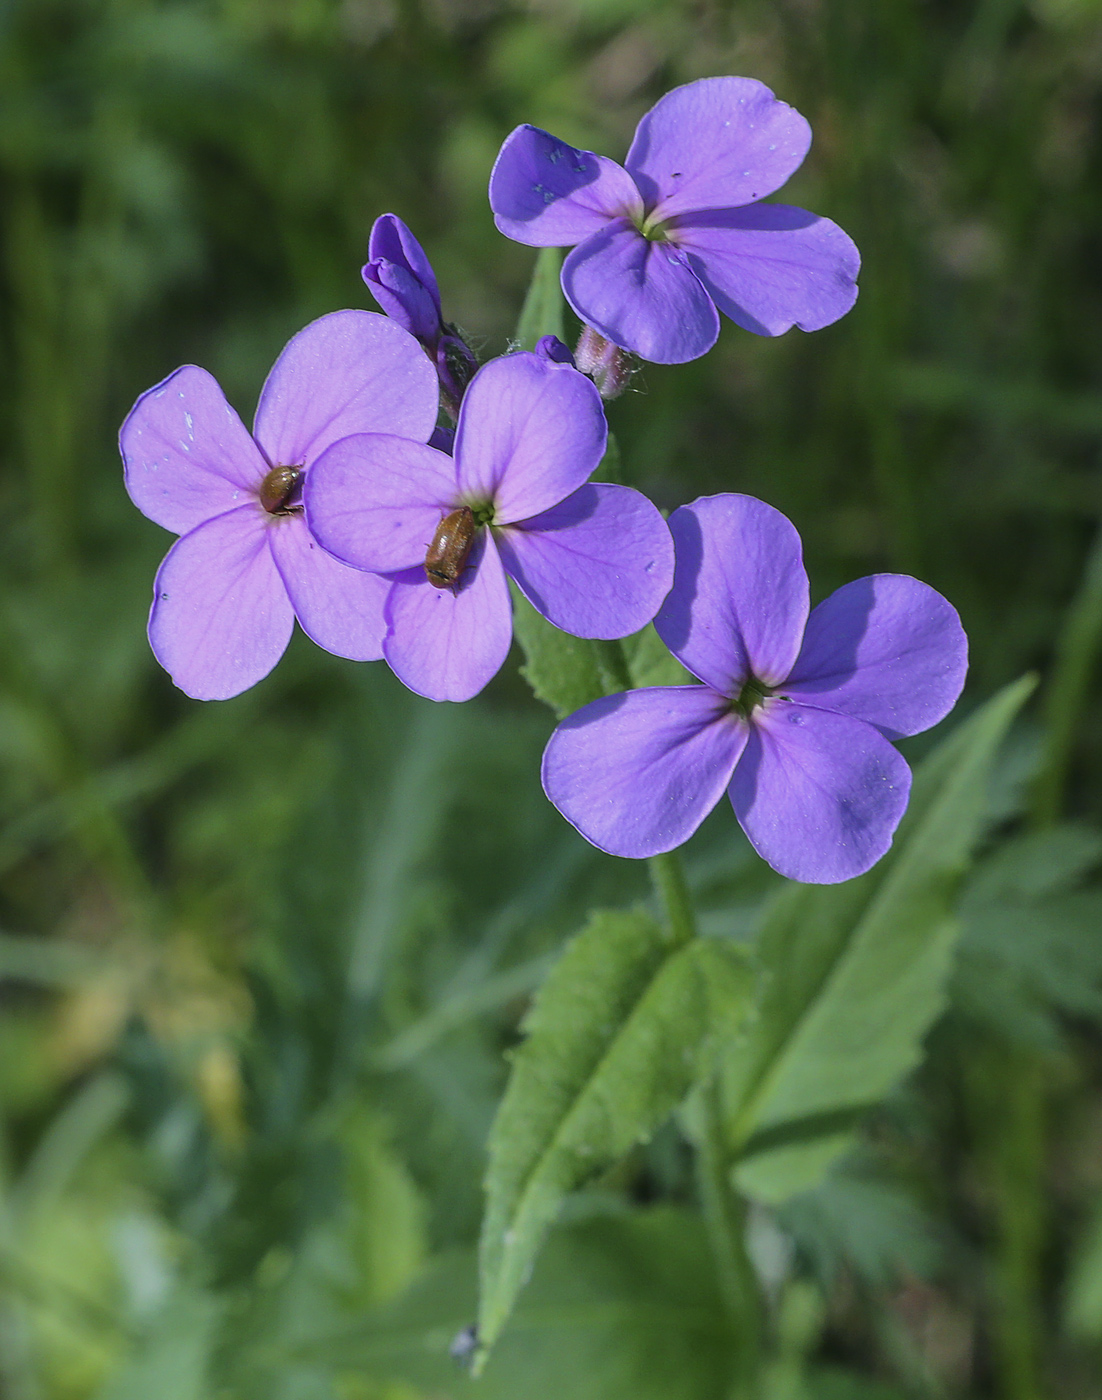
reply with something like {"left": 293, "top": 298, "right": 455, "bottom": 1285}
{"left": 783, "top": 575, "right": 968, "bottom": 740}
{"left": 730, "top": 702, "right": 912, "bottom": 883}
{"left": 495, "top": 483, "right": 673, "bottom": 638}
{"left": 489, "top": 125, "right": 643, "bottom": 246}
{"left": 268, "top": 514, "right": 388, "bottom": 662}
{"left": 254, "top": 310, "right": 438, "bottom": 467}
{"left": 121, "top": 366, "right": 268, "bottom": 534}
{"left": 454, "top": 354, "right": 606, "bottom": 522}
{"left": 626, "top": 76, "right": 811, "bottom": 220}
{"left": 655, "top": 495, "right": 809, "bottom": 695}
{"left": 148, "top": 507, "right": 293, "bottom": 701}
{"left": 383, "top": 532, "right": 513, "bottom": 702}
{"left": 305, "top": 433, "right": 458, "bottom": 573}
{"left": 542, "top": 685, "right": 747, "bottom": 858}
{"left": 562, "top": 221, "right": 719, "bottom": 363}
{"left": 677, "top": 205, "right": 860, "bottom": 336}
{"left": 368, "top": 213, "right": 441, "bottom": 316}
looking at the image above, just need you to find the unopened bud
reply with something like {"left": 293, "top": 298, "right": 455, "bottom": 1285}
{"left": 574, "top": 326, "right": 635, "bottom": 399}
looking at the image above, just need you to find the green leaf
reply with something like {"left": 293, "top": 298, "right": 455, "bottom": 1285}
{"left": 514, "top": 247, "right": 565, "bottom": 351}
{"left": 721, "top": 676, "right": 1034, "bottom": 1203}
{"left": 306, "top": 1209, "right": 731, "bottom": 1400}
{"left": 623, "top": 624, "right": 691, "bottom": 689}
{"left": 511, "top": 586, "right": 607, "bottom": 718}
{"left": 477, "top": 909, "right": 755, "bottom": 1359}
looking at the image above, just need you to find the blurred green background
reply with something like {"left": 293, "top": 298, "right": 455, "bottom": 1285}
{"left": 3, "top": 0, "right": 1102, "bottom": 1396}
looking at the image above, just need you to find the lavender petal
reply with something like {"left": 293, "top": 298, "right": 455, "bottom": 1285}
{"left": 148, "top": 507, "right": 293, "bottom": 701}
{"left": 676, "top": 204, "right": 860, "bottom": 336}
{"left": 253, "top": 310, "right": 438, "bottom": 468}
{"left": 495, "top": 483, "right": 674, "bottom": 638}
{"left": 489, "top": 125, "right": 643, "bottom": 247}
{"left": 268, "top": 514, "right": 388, "bottom": 663}
{"left": 542, "top": 685, "right": 747, "bottom": 858}
{"left": 730, "top": 701, "right": 912, "bottom": 883}
{"left": 783, "top": 575, "right": 968, "bottom": 740}
{"left": 383, "top": 532, "right": 513, "bottom": 702}
{"left": 453, "top": 353, "right": 606, "bottom": 523}
{"left": 305, "top": 433, "right": 458, "bottom": 573}
{"left": 561, "top": 221, "right": 719, "bottom": 364}
{"left": 655, "top": 495, "right": 809, "bottom": 696}
{"left": 121, "top": 366, "right": 267, "bottom": 534}
{"left": 625, "top": 76, "right": 811, "bottom": 220}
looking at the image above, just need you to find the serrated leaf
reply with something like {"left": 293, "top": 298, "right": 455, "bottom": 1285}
{"left": 511, "top": 586, "right": 607, "bottom": 718}
{"left": 721, "top": 676, "right": 1034, "bottom": 1203}
{"left": 311, "top": 1209, "right": 730, "bottom": 1400}
{"left": 477, "top": 909, "right": 755, "bottom": 1357}
{"left": 514, "top": 247, "right": 565, "bottom": 351}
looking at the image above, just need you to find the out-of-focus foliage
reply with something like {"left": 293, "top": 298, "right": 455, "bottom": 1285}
{"left": 2, "top": 0, "right": 1102, "bottom": 1397}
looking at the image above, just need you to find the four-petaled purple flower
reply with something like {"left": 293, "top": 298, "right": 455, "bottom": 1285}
{"left": 120, "top": 311, "right": 439, "bottom": 700}
{"left": 542, "top": 494, "right": 968, "bottom": 883}
{"left": 489, "top": 76, "right": 860, "bottom": 364}
{"left": 304, "top": 352, "right": 675, "bottom": 703}
{"left": 363, "top": 214, "right": 478, "bottom": 413}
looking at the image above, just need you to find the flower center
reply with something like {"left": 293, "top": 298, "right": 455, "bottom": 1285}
{"left": 635, "top": 210, "right": 673, "bottom": 242}
{"left": 732, "top": 676, "right": 773, "bottom": 720}
{"left": 259, "top": 464, "right": 303, "bottom": 515}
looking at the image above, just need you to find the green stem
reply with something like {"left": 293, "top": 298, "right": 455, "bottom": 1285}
{"left": 648, "top": 850, "right": 696, "bottom": 948}
{"left": 695, "top": 1077, "right": 762, "bottom": 1397}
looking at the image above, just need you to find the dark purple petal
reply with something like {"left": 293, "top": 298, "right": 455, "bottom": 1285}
{"left": 655, "top": 495, "right": 809, "bottom": 695}
{"left": 730, "top": 701, "right": 911, "bottom": 883}
{"left": 121, "top": 366, "right": 267, "bottom": 535}
{"left": 362, "top": 259, "right": 442, "bottom": 344}
{"left": 253, "top": 310, "right": 438, "bottom": 468}
{"left": 148, "top": 507, "right": 293, "bottom": 701}
{"left": 625, "top": 76, "right": 811, "bottom": 220}
{"left": 429, "top": 424, "right": 456, "bottom": 454}
{"left": 495, "top": 483, "right": 673, "bottom": 638}
{"left": 268, "top": 514, "right": 388, "bottom": 662}
{"left": 383, "top": 532, "right": 512, "bottom": 702}
{"left": 542, "top": 685, "right": 747, "bottom": 858}
{"left": 783, "top": 575, "right": 968, "bottom": 740}
{"left": 305, "top": 433, "right": 458, "bottom": 573}
{"left": 367, "top": 213, "right": 442, "bottom": 317}
{"left": 489, "top": 125, "right": 643, "bottom": 247}
{"left": 676, "top": 205, "right": 860, "bottom": 336}
{"left": 453, "top": 353, "right": 606, "bottom": 523}
{"left": 562, "top": 222, "right": 719, "bottom": 364}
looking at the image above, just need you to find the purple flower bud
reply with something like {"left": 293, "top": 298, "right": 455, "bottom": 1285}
{"left": 362, "top": 257, "right": 441, "bottom": 344}
{"left": 574, "top": 327, "right": 634, "bottom": 399}
{"left": 534, "top": 334, "right": 576, "bottom": 367}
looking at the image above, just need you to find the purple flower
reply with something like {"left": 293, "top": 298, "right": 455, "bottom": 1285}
{"left": 542, "top": 494, "right": 968, "bottom": 883}
{"left": 488, "top": 76, "right": 860, "bottom": 365}
{"left": 363, "top": 213, "right": 477, "bottom": 411}
{"left": 304, "top": 352, "right": 675, "bottom": 703}
{"left": 120, "top": 310, "right": 439, "bottom": 701}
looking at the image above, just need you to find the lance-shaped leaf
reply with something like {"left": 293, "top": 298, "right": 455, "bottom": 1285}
{"left": 476, "top": 908, "right": 755, "bottom": 1361}
{"left": 722, "top": 676, "right": 1034, "bottom": 1203}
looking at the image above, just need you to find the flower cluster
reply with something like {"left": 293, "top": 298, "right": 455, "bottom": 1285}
{"left": 120, "top": 74, "right": 967, "bottom": 883}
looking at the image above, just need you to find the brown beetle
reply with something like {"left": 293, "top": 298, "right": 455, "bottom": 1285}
{"left": 259, "top": 464, "right": 302, "bottom": 515}
{"left": 425, "top": 506, "right": 477, "bottom": 588}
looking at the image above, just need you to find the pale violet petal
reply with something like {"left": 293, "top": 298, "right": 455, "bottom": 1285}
{"left": 542, "top": 685, "right": 747, "bottom": 858}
